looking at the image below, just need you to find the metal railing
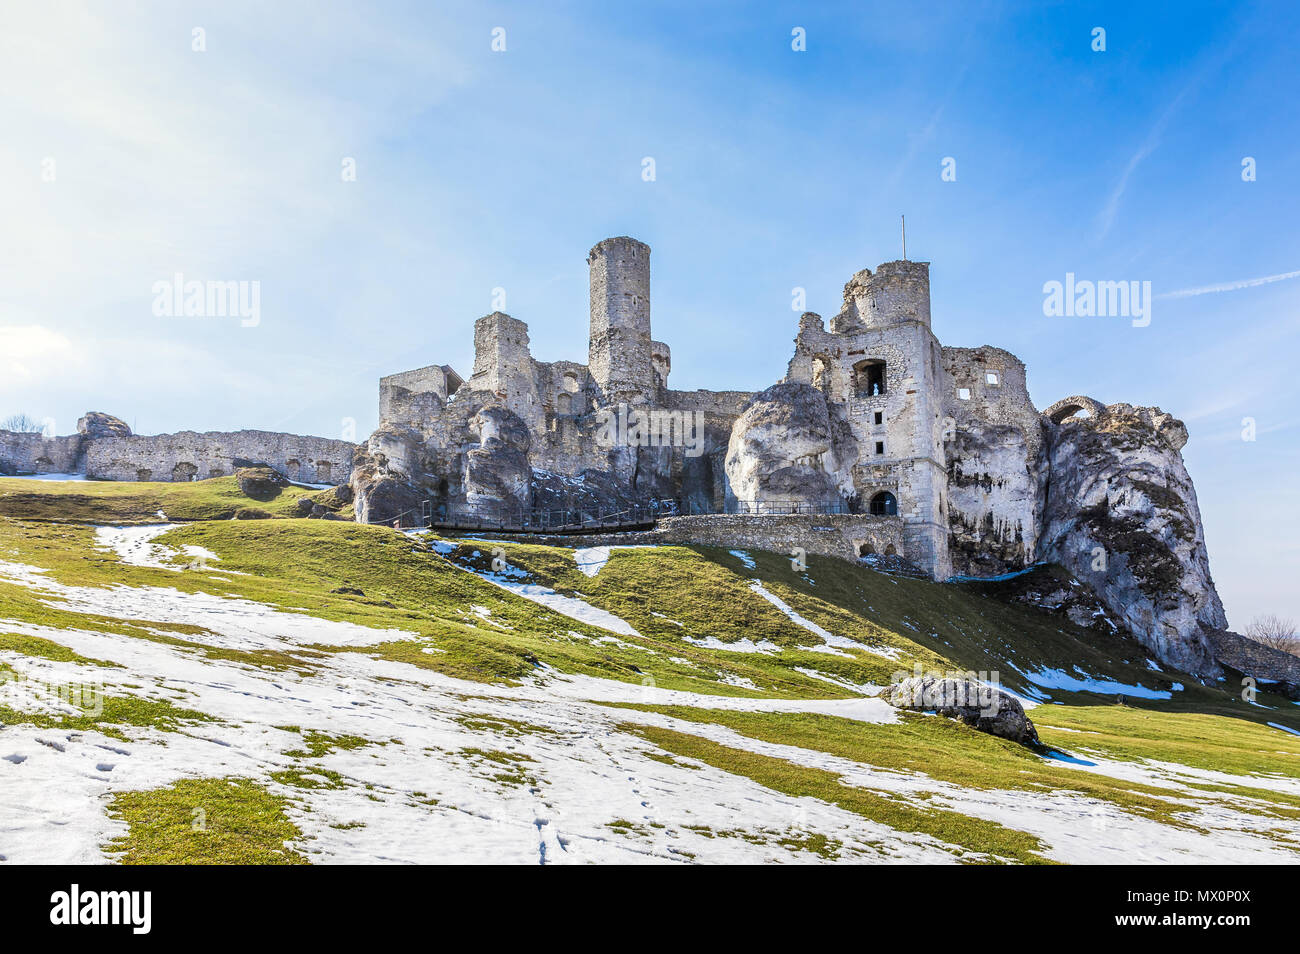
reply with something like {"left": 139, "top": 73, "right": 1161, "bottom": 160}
{"left": 421, "top": 498, "right": 677, "bottom": 534}
{"left": 371, "top": 496, "right": 892, "bottom": 533}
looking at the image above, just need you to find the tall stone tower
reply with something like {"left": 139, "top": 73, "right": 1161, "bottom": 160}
{"left": 832, "top": 261, "right": 932, "bottom": 334}
{"left": 588, "top": 236, "right": 654, "bottom": 405}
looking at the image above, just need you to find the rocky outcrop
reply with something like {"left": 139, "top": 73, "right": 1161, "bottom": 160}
{"left": 235, "top": 466, "right": 287, "bottom": 501}
{"left": 725, "top": 382, "right": 857, "bottom": 509}
{"left": 76, "top": 412, "right": 131, "bottom": 439}
{"left": 1039, "top": 404, "right": 1226, "bottom": 677}
{"left": 349, "top": 423, "right": 434, "bottom": 526}
{"left": 958, "top": 565, "right": 1123, "bottom": 636}
{"left": 945, "top": 421, "right": 1046, "bottom": 576}
{"left": 463, "top": 406, "right": 533, "bottom": 515}
{"left": 882, "top": 675, "right": 1039, "bottom": 745}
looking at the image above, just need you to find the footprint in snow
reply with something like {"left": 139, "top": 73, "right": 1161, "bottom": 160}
{"left": 3, "top": 754, "right": 27, "bottom": 764}
{"left": 95, "top": 763, "right": 115, "bottom": 772}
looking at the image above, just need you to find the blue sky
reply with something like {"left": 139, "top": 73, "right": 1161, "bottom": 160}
{"left": 2, "top": 0, "right": 1297, "bottom": 626}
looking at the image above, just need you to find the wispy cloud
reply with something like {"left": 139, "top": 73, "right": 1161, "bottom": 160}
{"left": 1157, "top": 269, "right": 1300, "bottom": 299}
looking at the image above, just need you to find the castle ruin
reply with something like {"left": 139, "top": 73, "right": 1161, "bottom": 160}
{"left": 351, "top": 235, "right": 1230, "bottom": 677}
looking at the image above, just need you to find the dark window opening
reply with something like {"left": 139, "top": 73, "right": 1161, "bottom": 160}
{"left": 869, "top": 491, "right": 897, "bottom": 516}
{"left": 873, "top": 411, "right": 883, "bottom": 425}
{"left": 874, "top": 441, "right": 885, "bottom": 455}
{"left": 853, "top": 359, "right": 887, "bottom": 397}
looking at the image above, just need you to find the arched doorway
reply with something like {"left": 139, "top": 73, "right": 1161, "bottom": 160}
{"left": 869, "top": 491, "right": 897, "bottom": 516}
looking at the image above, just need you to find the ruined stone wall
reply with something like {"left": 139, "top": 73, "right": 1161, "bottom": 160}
{"left": 467, "top": 312, "right": 543, "bottom": 432}
{"left": 379, "top": 385, "right": 445, "bottom": 426}
{"left": 657, "top": 513, "right": 903, "bottom": 563}
{"left": 1208, "top": 630, "right": 1300, "bottom": 697}
{"left": 86, "top": 431, "right": 357, "bottom": 484}
{"left": 783, "top": 304, "right": 951, "bottom": 579}
{"left": 834, "top": 261, "right": 932, "bottom": 333}
{"left": 939, "top": 346, "right": 1046, "bottom": 576}
{"left": 0, "top": 431, "right": 85, "bottom": 475}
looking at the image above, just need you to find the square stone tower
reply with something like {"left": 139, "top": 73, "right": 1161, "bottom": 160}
{"left": 588, "top": 236, "right": 654, "bottom": 406}
{"left": 786, "top": 259, "right": 952, "bottom": 579}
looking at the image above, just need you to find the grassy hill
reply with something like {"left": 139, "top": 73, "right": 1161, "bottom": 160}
{"left": 1, "top": 475, "right": 1297, "bottom": 864}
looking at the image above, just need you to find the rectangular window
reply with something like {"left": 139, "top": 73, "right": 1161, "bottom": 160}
{"left": 873, "top": 411, "right": 883, "bottom": 425}
{"left": 875, "top": 441, "right": 885, "bottom": 455}
{"left": 986, "top": 372, "right": 1000, "bottom": 386}
{"left": 958, "top": 388, "right": 971, "bottom": 400}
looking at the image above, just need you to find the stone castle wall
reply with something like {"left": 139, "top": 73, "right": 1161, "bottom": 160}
{"left": 86, "top": 431, "right": 357, "bottom": 484}
{"left": 657, "top": 513, "right": 903, "bottom": 563}
{"left": 0, "top": 431, "right": 85, "bottom": 475}
{"left": 939, "top": 346, "right": 1047, "bottom": 576}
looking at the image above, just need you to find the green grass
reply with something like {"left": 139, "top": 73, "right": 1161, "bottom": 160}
{"left": 3, "top": 477, "right": 1299, "bottom": 863}
{"left": 0, "top": 677, "right": 214, "bottom": 741}
{"left": 608, "top": 704, "right": 1246, "bottom": 827}
{"left": 0, "top": 474, "right": 338, "bottom": 524}
{"left": 627, "top": 723, "right": 1055, "bottom": 863}
{"left": 282, "top": 729, "right": 381, "bottom": 759}
{"left": 105, "top": 777, "right": 308, "bottom": 864}
{"left": 0, "top": 630, "right": 122, "bottom": 667}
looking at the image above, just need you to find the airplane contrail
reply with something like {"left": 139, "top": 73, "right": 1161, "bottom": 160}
{"left": 1157, "top": 269, "right": 1300, "bottom": 299}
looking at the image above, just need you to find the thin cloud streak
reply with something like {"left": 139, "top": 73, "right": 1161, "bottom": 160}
{"left": 1158, "top": 269, "right": 1300, "bottom": 299}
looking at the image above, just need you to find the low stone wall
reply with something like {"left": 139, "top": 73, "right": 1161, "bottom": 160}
{"left": 435, "top": 513, "right": 907, "bottom": 569}
{"left": 657, "top": 513, "right": 904, "bottom": 565}
{"left": 86, "top": 431, "right": 358, "bottom": 484}
{"left": 1209, "top": 630, "right": 1300, "bottom": 698}
{"left": 0, "top": 431, "right": 85, "bottom": 475}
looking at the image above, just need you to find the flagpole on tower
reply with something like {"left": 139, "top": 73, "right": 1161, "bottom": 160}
{"left": 901, "top": 215, "right": 907, "bottom": 261}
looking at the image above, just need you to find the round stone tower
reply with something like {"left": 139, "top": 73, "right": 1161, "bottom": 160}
{"left": 588, "top": 236, "right": 654, "bottom": 405}
{"left": 839, "top": 260, "right": 932, "bottom": 331}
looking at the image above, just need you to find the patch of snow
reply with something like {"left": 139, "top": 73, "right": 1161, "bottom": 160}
{"left": 718, "top": 674, "right": 758, "bottom": 690}
{"left": 682, "top": 635, "right": 782, "bottom": 654}
{"left": 452, "top": 562, "right": 640, "bottom": 638}
{"left": 0, "top": 472, "right": 88, "bottom": 482}
{"left": 793, "top": 667, "right": 882, "bottom": 696}
{"left": 574, "top": 546, "right": 611, "bottom": 577}
{"left": 728, "top": 550, "right": 757, "bottom": 570}
{"left": 748, "top": 580, "right": 900, "bottom": 660}
{"left": 1017, "top": 667, "right": 1176, "bottom": 700}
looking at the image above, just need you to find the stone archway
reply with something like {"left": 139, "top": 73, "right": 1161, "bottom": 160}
{"left": 171, "top": 462, "right": 198, "bottom": 482}
{"left": 1043, "top": 395, "right": 1106, "bottom": 424}
{"left": 869, "top": 491, "right": 897, "bottom": 516}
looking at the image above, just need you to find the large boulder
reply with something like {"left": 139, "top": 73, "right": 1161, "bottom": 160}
{"left": 235, "top": 466, "right": 287, "bottom": 501}
{"left": 725, "top": 382, "right": 857, "bottom": 510}
{"left": 1039, "top": 403, "right": 1225, "bottom": 677}
{"left": 76, "top": 412, "right": 131, "bottom": 439}
{"left": 883, "top": 675, "right": 1039, "bottom": 745}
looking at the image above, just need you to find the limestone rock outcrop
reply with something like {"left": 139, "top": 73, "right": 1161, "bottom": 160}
{"left": 725, "top": 383, "right": 857, "bottom": 510}
{"left": 76, "top": 412, "right": 131, "bottom": 439}
{"left": 883, "top": 674, "right": 1039, "bottom": 745}
{"left": 463, "top": 406, "right": 533, "bottom": 515}
{"left": 1039, "top": 404, "right": 1226, "bottom": 677}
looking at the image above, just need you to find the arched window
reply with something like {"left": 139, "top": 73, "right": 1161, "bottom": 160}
{"left": 853, "top": 359, "right": 887, "bottom": 397}
{"left": 869, "top": 491, "right": 897, "bottom": 516}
